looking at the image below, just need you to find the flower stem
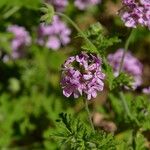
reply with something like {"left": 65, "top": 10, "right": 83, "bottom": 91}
{"left": 55, "top": 12, "right": 98, "bottom": 53}
{"left": 119, "top": 92, "right": 140, "bottom": 126}
{"left": 83, "top": 98, "right": 95, "bottom": 133}
{"left": 118, "top": 29, "right": 132, "bottom": 118}
{"left": 119, "top": 92, "right": 133, "bottom": 119}
{"left": 118, "top": 29, "right": 134, "bottom": 74}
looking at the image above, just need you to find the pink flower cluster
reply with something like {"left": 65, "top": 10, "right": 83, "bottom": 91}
{"left": 119, "top": 0, "right": 150, "bottom": 28}
{"left": 75, "top": 0, "right": 101, "bottom": 10}
{"left": 46, "top": 0, "right": 68, "bottom": 12}
{"left": 108, "top": 49, "right": 143, "bottom": 89}
{"left": 61, "top": 52, "right": 105, "bottom": 100}
{"left": 37, "top": 16, "right": 71, "bottom": 50}
{"left": 7, "top": 25, "right": 31, "bottom": 59}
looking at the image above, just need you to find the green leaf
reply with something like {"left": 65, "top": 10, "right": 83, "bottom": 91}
{"left": 111, "top": 72, "right": 134, "bottom": 90}
{"left": 81, "top": 41, "right": 98, "bottom": 54}
{"left": 40, "top": 3, "right": 54, "bottom": 24}
{"left": 80, "top": 23, "right": 121, "bottom": 56}
{"left": 134, "top": 132, "right": 147, "bottom": 150}
{"left": 50, "top": 113, "right": 117, "bottom": 150}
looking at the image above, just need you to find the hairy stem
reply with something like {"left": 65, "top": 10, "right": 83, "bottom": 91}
{"left": 83, "top": 98, "right": 95, "bottom": 133}
{"left": 119, "top": 92, "right": 133, "bottom": 119}
{"left": 119, "top": 90, "right": 139, "bottom": 126}
{"left": 118, "top": 29, "right": 139, "bottom": 124}
{"left": 118, "top": 29, "right": 134, "bottom": 73}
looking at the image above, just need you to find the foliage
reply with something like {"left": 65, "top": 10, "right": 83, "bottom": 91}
{"left": 111, "top": 72, "right": 133, "bottom": 90}
{"left": 109, "top": 93, "right": 150, "bottom": 130}
{"left": 81, "top": 23, "right": 121, "bottom": 56}
{"left": 0, "top": 92, "right": 65, "bottom": 149}
{"left": 51, "top": 113, "right": 116, "bottom": 150}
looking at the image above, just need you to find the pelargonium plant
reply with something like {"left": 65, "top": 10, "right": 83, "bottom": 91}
{"left": 119, "top": 0, "right": 150, "bottom": 29}
{"left": 61, "top": 52, "right": 105, "bottom": 100}
{"left": 37, "top": 15, "right": 71, "bottom": 50}
{"left": 108, "top": 48, "right": 143, "bottom": 89}
{"left": 39, "top": 2, "right": 150, "bottom": 149}
{"left": 7, "top": 25, "right": 31, "bottom": 59}
{"left": 74, "top": 0, "right": 101, "bottom": 10}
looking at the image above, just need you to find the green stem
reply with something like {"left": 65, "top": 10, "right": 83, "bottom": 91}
{"left": 119, "top": 92, "right": 133, "bottom": 120}
{"left": 118, "top": 29, "right": 139, "bottom": 125}
{"left": 83, "top": 98, "right": 95, "bottom": 133}
{"left": 118, "top": 29, "right": 134, "bottom": 74}
{"left": 55, "top": 12, "right": 98, "bottom": 53}
{"left": 119, "top": 92, "right": 140, "bottom": 126}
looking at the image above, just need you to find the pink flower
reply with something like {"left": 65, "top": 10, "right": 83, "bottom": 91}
{"left": 119, "top": 0, "right": 150, "bottom": 29}
{"left": 61, "top": 52, "right": 105, "bottom": 100}
{"left": 7, "top": 25, "right": 31, "bottom": 59}
{"left": 37, "top": 16, "right": 71, "bottom": 50}
{"left": 108, "top": 49, "right": 143, "bottom": 89}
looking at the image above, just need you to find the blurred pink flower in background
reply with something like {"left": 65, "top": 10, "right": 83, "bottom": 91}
{"left": 108, "top": 48, "right": 143, "bottom": 89}
{"left": 37, "top": 16, "right": 71, "bottom": 50}
{"left": 7, "top": 25, "right": 31, "bottom": 59}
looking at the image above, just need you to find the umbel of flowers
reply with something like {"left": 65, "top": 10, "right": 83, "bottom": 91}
{"left": 119, "top": 0, "right": 150, "bottom": 29}
{"left": 108, "top": 48, "right": 143, "bottom": 89}
{"left": 37, "top": 15, "right": 71, "bottom": 50}
{"left": 61, "top": 52, "right": 105, "bottom": 100}
{"left": 7, "top": 25, "right": 31, "bottom": 59}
